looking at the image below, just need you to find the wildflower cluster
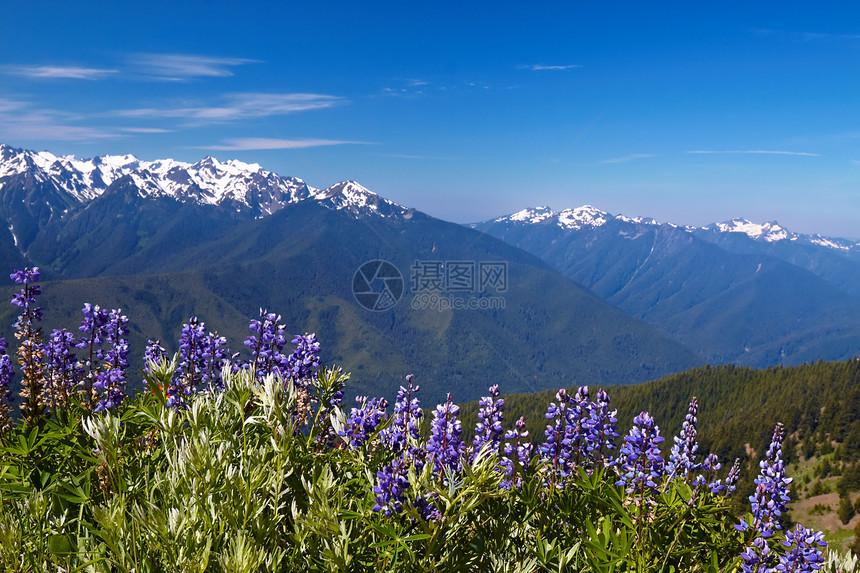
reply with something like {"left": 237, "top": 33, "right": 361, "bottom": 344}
{"left": 540, "top": 386, "right": 620, "bottom": 485}
{"left": 0, "top": 268, "right": 834, "bottom": 572}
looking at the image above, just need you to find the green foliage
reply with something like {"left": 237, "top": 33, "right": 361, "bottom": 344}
{"left": 0, "top": 360, "right": 784, "bottom": 572}
{"left": 840, "top": 494, "right": 856, "bottom": 525}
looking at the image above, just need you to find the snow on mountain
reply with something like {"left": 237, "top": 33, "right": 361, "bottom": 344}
{"left": 556, "top": 205, "right": 612, "bottom": 230}
{"left": 701, "top": 218, "right": 792, "bottom": 243}
{"left": 501, "top": 206, "right": 557, "bottom": 224}
{"left": 697, "top": 217, "right": 860, "bottom": 252}
{"left": 0, "top": 143, "right": 408, "bottom": 219}
{"left": 491, "top": 203, "right": 859, "bottom": 254}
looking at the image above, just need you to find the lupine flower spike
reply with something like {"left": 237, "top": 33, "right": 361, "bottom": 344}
{"left": 11, "top": 267, "right": 44, "bottom": 424}
{"left": 0, "top": 338, "right": 14, "bottom": 434}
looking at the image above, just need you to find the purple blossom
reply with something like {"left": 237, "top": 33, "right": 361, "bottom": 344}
{"left": 726, "top": 458, "right": 741, "bottom": 493}
{"left": 615, "top": 411, "right": 665, "bottom": 495}
{"left": 286, "top": 333, "right": 321, "bottom": 387}
{"left": 501, "top": 416, "right": 533, "bottom": 489}
{"left": 666, "top": 398, "right": 701, "bottom": 482}
{"left": 245, "top": 310, "right": 290, "bottom": 379}
{"left": 372, "top": 457, "right": 411, "bottom": 516}
{"left": 143, "top": 339, "right": 167, "bottom": 373}
{"left": 10, "top": 267, "right": 42, "bottom": 325}
{"left": 92, "top": 309, "right": 129, "bottom": 412}
{"left": 472, "top": 384, "right": 505, "bottom": 457}
{"left": 590, "top": 388, "right": 619, "bottom": 468}
{"left": 736, "top": 423, "right": 792, "bottom": 539}
{"left": 202, "top": 331, "right": 230, "bottom": 391}
{"left": 77, "top": 303, "right": 110, "bottom": 405}
{"left": 42, "top": 329, "right": 81, "bottom": 410}
{"left": 167, "top": 318, "right": 207, "bottom": 411}
{"left": 372, "top": 376, "right": 431, "bottom": 518}
{"left": 0, "top": 338, "right": 14, "bottom": 433}
{"left": 540, "top": 386, "right": 616, "bottom": 483}
{"left": 380, "top": 375, "right": 423, "bottom": 455}
{"left": 777, "top": 524, "right": 827, "bottom": 571}
{"left": 11, "top": 268, "right": 44, "bottom": 423}
{"left": 540, "top": 389, "right": 572, "bottom": 480}
{"left": 340, "top": 396, "right": 388, "bottom": 449}
{"left": 737, "top": 423, "right": 795, "bottom": 572}
{"left": 426, "top": 394, "right": 465, "bottom": 476}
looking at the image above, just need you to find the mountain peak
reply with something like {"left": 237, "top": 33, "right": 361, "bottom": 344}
{"left": 504, "top": 206, "right": 557, "bottom": 224}
{"left": 556, "top": 205, "right": 611, "bottom": 229}
{"left": 0, "top": 143, "right": 407, "bottom": 221}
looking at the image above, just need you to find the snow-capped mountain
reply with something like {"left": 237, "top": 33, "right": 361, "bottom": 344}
{"left": 491, "top": 205, "right": 859, "bottom": 254}
{"left": 694, "top": 218, "right": 860, "bottom": 253}
{"left": 0, "top": 143, "right": 407, "bottom": 220}
{"left": 476, "top": 204, "right": 860, "bottom": 368}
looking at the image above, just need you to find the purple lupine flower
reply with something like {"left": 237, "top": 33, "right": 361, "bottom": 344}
{"left": 590, "top": 388, "right": 619, "bottom": 468}
{"left": 565, "top": 385, "right": 605, "bottom": 471}
{"left": 380, "top": 374, "right": 423, "bottom": 455}
{"left": 501, "top": 416, "right": 533, "bottom": 489}
{"left": 10, "top": 267, "right": 42, "bottom": 324}
{"left": 245, "top": 310, "right": 290, "bottom": 379}
{"left": 615, "top": 411, "right": 665, "bottom": 495}
{"left": 736, "top": 423, "right": 792, "bottom": 539}
{"left": 143, "top": 339, "right": 167, "bottom": 373}
{"left": 725, "top": 458, "right": 741, "bottom": 494}
{"left": 373, "top": 376, "right": 429, "bottom": 517}
{"left": 666, "top": 398, "right": 701, "bottom": 483}
{"left": 372, "top": 457, "right": 411, "bottom": 516}
{"left": 92, "top": 309, "right": 129, "bottom": 412}
{"left": 472, "top": 384, "right": 505, "bottom": 457}
{"left": 41, "top": 329, "right": 81, "bottom": 410}
{"left": 739, "top": 536, "right": 773, "bottom": 572}
{"left": 286, "top": 333, "right": 321, "bottom": 387}
{"left": 77, "top": 303, "right": 110, "bottom": 406}
{"left": 0, "top": 338, "right": 14, "bottom": 434}
{"left": 11, "top": 268, "right": 44, "bottom": 423}
{"left": 166, "top": 317, "right": 206, "bottom": 411}
{"left": 778, "top": 524, "right": 827, "bottom": 571}
{"left": 202, "top": 331, "right": 230, "bottom": 392}
{"left": 699, "top": 454, "right": 725, "bottom": 494}
{"left": 340, "top": 396, "right": 388, "bottom": 449}
{"left": 426, "top": 394, "right": 465, "bottom": 476}
{"left": 540, "top": 389, "right": 572, "bottom": 481}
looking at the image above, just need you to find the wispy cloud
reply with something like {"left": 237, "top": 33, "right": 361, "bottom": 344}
{"left": 522, "top": 64, "right": 581, "bottom": 71}
{"left": 1, "top": 65, "right": 118, "bottom": 80}
{"left": 114, "top": 92, "right": 343, "bottom": 124}
{"left": 0, "top": 98, "right": 118, "bottom": 141}
{"left": 750, "top": 28, "right": 860, "bottom": 42}
{"left": 130, "top": 53, "right": 259, "bottom": 80}
{"left": 118, "top": 127, "right": 173, "bottom": 134}
{"left": 603, "top": 153, "right": 655, "bottom": 164}
{"left": 381, "top": 153, "right": 456, "bottom": 160}
{"left": 195, "top": 137, "right": 369, "bottom": 151}
{"left": 686, "top": 150, "right": 820, "bottom": 157}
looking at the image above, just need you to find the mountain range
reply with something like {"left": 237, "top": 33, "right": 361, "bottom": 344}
{"left": 473, "top": 206, "right": 860, "bottom": 366}
{"left": 0, "top": 144, "right": 700, "bottom": 404}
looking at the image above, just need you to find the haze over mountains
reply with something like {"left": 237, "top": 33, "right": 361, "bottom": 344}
{"left": 475, "top": 206, "right": 860, "bottom": 366}
{"left": 0, "top": 144, "right": 701, "bottom": 403}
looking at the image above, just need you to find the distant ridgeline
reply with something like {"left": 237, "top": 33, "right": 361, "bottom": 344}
{"left": 460, "top": 359, "right": 860, "bottom": 501}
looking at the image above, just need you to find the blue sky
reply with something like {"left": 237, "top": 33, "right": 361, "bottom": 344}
{"left": 2, "top": 1, "right": 859, "bottom": 238}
